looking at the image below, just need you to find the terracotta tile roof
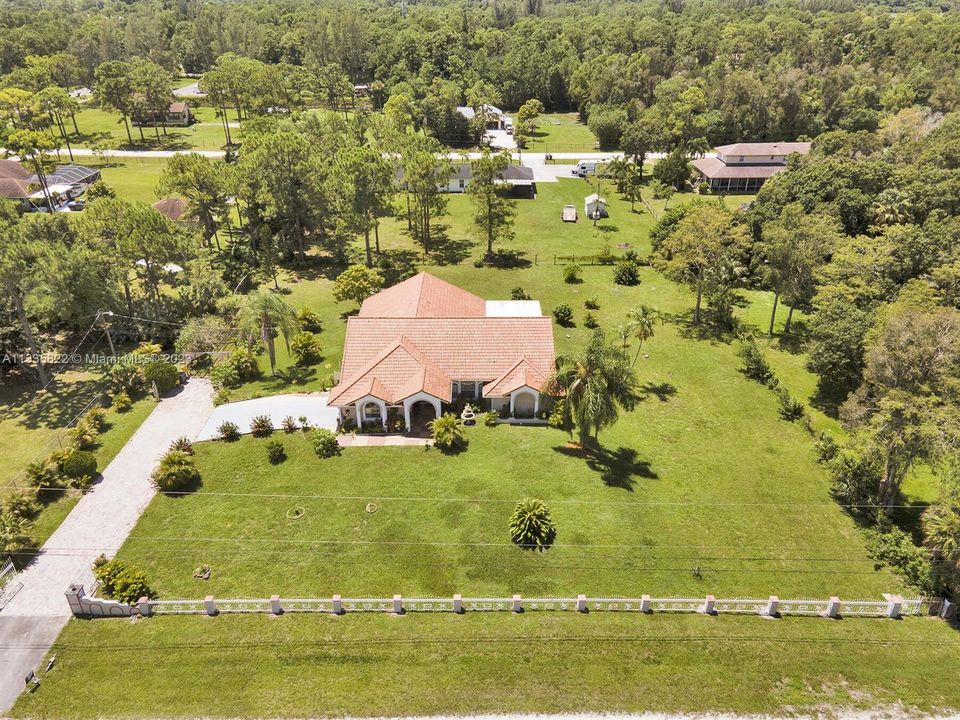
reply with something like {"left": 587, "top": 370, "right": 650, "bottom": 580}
{"left": 713, "top": 142, "right": 811, "bottom": 156}
{"left": 692, "top": 157, "right": 789, "bottom": 180}
{"left": 153, "top": 197, "right": 189, "bottom": 221}
{"left": 358, "top": 272, "right": 486, "bottom": 318}
{"left": 0, "top": 177, "right": 32, "bottom": 199}
{"left": 483, "top": 357, "right": 548, "bottom": 396}
{"left": 168, "top": 101, "right": 189, "bottom": 114}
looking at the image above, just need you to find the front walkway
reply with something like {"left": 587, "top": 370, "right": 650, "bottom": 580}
{"left": 0, "top": 379, "right": 214, "bottom": 713}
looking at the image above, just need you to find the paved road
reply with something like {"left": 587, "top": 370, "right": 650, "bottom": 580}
{"left": 0, "top": 379, "right": 214, "bottom": 713}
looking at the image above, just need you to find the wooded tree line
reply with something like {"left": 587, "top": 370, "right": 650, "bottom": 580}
{"left": 2, "top": 0, "right": 960, "bottom": 149}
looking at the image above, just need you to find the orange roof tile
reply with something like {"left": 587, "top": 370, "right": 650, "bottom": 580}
{"left": 358, "top": 272, "right": 486, "bottom": 318}
{"left": 483, "top": 357, "right": 548, "bottom": 396}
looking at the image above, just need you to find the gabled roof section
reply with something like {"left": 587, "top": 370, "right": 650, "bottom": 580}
{"left": 358, "top": 272, "right": 486, "bottom": 319}
{"left": 327, "top": 336, "right": 452, "bottom": 405}
{"left": 713, "top": 142, "right": 811, "bottom": 156}
{"left": 483, "top": 357, "right": 549, "bottom": 397}
{"left": 0, "top": 160, "right": 30, "bottom": 181}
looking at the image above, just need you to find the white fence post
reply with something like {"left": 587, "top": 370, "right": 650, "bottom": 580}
{"left": 137, "top": 596, "right": 152, "bottom": 617}
{"left": 640, "top": 594, "right": 651, "bottom": 613}
{"left": 332, "top": 594, "right": 343, "bottom": 615}
{"left": 203, "top": 595, "right": 216, "bottom": 616}
{"left": 576, "top": 594, "right": 587, "bottom": 613}
{"left": 453, "top": 593, "right": 463, "bottom": 613}
{"left": 270, "top": 595, "right": 282, "bottom": 615}
{"left": 824, "top": 596, "right": 840, "bottom": 618}
{"left": 393, "top": 594, "right": 403, "bottom": 614}
{"left": 886, "top": 595, "right": 902, "bottom": 618}
{"left": 762, "top": 595, "right": 779, "bottom": 617}
{"left": 64, "top": 584, "right": 86, "bottom": 617}
{"left": 699, "top": 594, "right": 716, "bottom": 615}
{"left": 512, "top": 594, "right": 522, "bottom": 613}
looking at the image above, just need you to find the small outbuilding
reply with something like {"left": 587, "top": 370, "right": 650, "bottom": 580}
{"left": 584, "top": 193, "right": 607, "bottom": 220}
{"left": 153, "top": 197, "right": 190, "bottom": 222}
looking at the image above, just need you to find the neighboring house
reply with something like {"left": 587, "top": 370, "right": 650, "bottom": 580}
{"left": 396, "top": 163, "right": 535, "bottom": 196}
{"left": 585, "top": 193, "right": 607, "bottom": 220}
{"left": 153, "top": 197, "right": 190, "bottom": 222}
{"left": 456, "top": 104, "right": 511, "bottom": 130}
{"left": 133, "top": 101, "right": 192, "bottom": 126}
{"left": 327, "top": 273, "right": 556, "bottom": 432}
{"left": 691, "top": 141, "right": 811, "bottom": 193}
{"left": 0, "top": 160, "right": 33, "bottom": 206}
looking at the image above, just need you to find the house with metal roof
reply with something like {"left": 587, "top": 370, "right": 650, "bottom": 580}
{"left": 327, "top": 273, "right": 556, "bottom": 432}
{"left": 692, "top": 142, "right": 811, "bottom": 193}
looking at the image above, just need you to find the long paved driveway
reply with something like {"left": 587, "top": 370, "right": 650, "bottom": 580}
{"left": 0, "top": 379, "right": 214, "bottom": 713}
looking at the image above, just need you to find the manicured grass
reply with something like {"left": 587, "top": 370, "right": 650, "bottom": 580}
{"left": 76, "top": 158, "right": 171, "bottom": 204}
{"left": 68, "top": 106, "right": 232, "bottom": 151}
{"left": 524, "top": 112, "right": 599, "bottom": 153}
{"left": 14, "top": 613, "right": 960, "bottom": 718}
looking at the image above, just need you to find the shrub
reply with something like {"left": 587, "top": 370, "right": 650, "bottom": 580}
{"left": 0, "top": 511, "right": 33, "bottom": 558}
{"left": 739, "top": 338, "right": 773, "bottom": 384}
{"left": 291, "top": 331, "right": 322, "bottom": 366}
{"left": 210, "top": 361, "right": 241, "bottom": 390}
{"left": 250, "top": 415, "right": 274, "bottom": 437}
{"left": 553, "top": 303, "right": 574, "bottom": 326}
{"left": 150, "top": 450, "right": 201, "bottom": 494}
{"left": 68, "top": 418, "right": 99, "bottom": 450}
{"left": 776, "top": 387, "right": 806, "bottom": 422}
{"left": 595, "top": 244, "right": 616, "bottom": 265}
{"left": 111, "top": 390, "right": 132, "bottom": 412}
{"left": 143, "top": 361, "right": 179, "bottom": 395}
{"left": 613, "top": 260, "right": 640, "bottom": 286}
{"left": 107, "top": 361, "right": 144, "bottom": 395}
{"left": 865, "top": 526, "right": 935, "bottom": 594}
{"left": 2, "top": 490, "right": 39, "bottom": 520}
{"left": 584, "top": 311, "right": 599, "bottom": 329}
{"left": 428, "top": 413, "right": 465, "bottom": 452}
{"left": 62, "top": 450, "right": 97, "bottom": 480}
{"left": 93, "top": 555, "right": 153, "bottom": 604}
{"left": 815, "top": 432, "right": 839, "bottom": 463}
{"left": 281, "top": 416, "right": 299, "bottom": 433}
{"left": 265, "top": 439, "right": 286, "bottom": 464}
{"left": 23, "top": 459, "right": 65, "bottom": 491}
{"left": 169, "top": 437, "right": 194, "bottom": 455}
{"left": 562, "top": 263, "right": 582, "bottom": 284}
{"left": 584, "top": 297, "right": 600, "bottom": 310}
{"left": 297, "top": 307, "right": 323, "bottom": 333}
{"left": 480, "top": 411, "right": 498, "bottom": 427}
{"left": 82, "top": 407, "right": 107, "bottom": 432}
{"left": 547, "top": 398, "right": 571, "bottom": 431}
{"left": 299, "top": 416, "right": 311, "bottom": 432}
{"left": 509, "top": 498, "right": 556, "bottom": 550}
{"left": 227, "top": 348, "right": 261, "bottom": 381}
{"left": 312, "top": 428, "right": 340, "bottom": 458}
{"left": 511, "top": 287, "right": 531, "bottom": 301}
{"left": 829, "top": 446, "right": 882, "bottom": 518}
{"left": 218, "top": 420, "right": 241, "bottom": 441}
{"left": 213, "top": 388, "right": 231, "bottom": 406}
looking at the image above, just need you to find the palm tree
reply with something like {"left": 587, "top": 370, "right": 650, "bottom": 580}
{"left": 0, "top": 511, "right": 32, "bottom": 557}
{"left": 627, "top": 305, "right": 663, "bottom": 365}
{"left": 238, "top": 292, "right": 299, "bottom": 375}
{"left": 603, "top": 157, "right": 630, "bottom": 193}
{"left": 428, "top": 413, "right": 464, "bottom": 452}
{"left": 922, "top": 483, "right": 960, "bottom": 572}
{"left": 546, "top": 328, "right": 639, "bottom": 447}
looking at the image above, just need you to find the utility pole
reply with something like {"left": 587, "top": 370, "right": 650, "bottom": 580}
{"left": 98, "top": 310, "right": 116, "bottom": 357}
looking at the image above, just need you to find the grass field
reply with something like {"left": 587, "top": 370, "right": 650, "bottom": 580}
{"left": 524, "top": 112, "right": 599, "bottom": 153}
{"left": 14, "top": 613, "right": 960, "bottom": 718}
{"left": 68, "top": 105, "right": 232, "bottom": 151}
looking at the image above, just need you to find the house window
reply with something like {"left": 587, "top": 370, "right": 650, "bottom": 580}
{"left": 362, "top": 402, "right": 381, "bottom": 422}
{"left": 459, "top": 179, "right": 466, "bottom": 189}
{"left": 456, "top": 381, "right": 478, "bottom": 398}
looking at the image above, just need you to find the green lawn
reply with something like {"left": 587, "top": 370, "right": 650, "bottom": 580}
{"left": 75, "top": 158, "right": 170, "bottom": 205}
{"left": 15, "top": 613, "right": 960, "bottom": 718}
{"left": 524, "top": 112, "right": 599, "bottom": 153}
{"left": 67, "top": 105, "right": 233, "bottom": 151}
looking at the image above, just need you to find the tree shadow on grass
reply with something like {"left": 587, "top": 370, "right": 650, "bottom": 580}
{"left": 429, "top": 230, "right": 474, "bottom": 266}
{"left": 264, "top": 365, "right": 318, "bottom": 390}
{"left": 640, "top": 382, "right": 677, "bottom": 402}
{"left": 669, "top": 308, "right": 739, "bottom": 345}
{"left": 0, "top": 375, "right": 107, "bottom": 430}
{"left": 484, "top": 248, "right": 531, "bottom": 269}
{"left": 553, "top": 442, "right": 657, "bottom": 491}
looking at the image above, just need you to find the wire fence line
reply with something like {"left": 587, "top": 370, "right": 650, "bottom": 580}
{"left": 67, "top": 584, "right": 947, "bottom": 621}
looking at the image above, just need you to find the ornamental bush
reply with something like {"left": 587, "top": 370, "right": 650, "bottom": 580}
{"left": 613, "top": 260, "right": 640, "bottom": 286}
{"left": 428, "top": 413, "right": 465, "bottom": 453}
{"left": 265, "top": 439, "right": 286, "bottom": 464}
{"left": 143, "top": 360, "right": 179, "bottom": 395}
{"left": 2, "top": 490, "right": 39, "bottom": 521}
{"left": 111, "top": 390, "right": 132, "bottom": 412}
{"left": 150, "top": 450, "right": 201, "bottom": 494}
{"left": 509, "top": 498, "right": 556, "bottom": 551}
{"left": 218, "top": 421, "right": 241, "bottom": 441}
{"left": 562, "top": 263, "right": 582, "bottom": 284}
{"left": 62, "top": 450, "right": 97, "bottom": 480}
{"left": 553, "top": 303, "right": 574, "bottom": 326}
{"left": 584, "top": 311, "right": 599, "bottom": 328}
{"left": 93, "top": 555, "right": 153, "bottom": 604}
{"left": 82, "top": 407, "right": 107, "bottom": 432}
{"left": 250, "top": 415, "right": 274, "bottom": 437}
{"left": 169, "top": 437, "right": 194, "bottom": 454}
{"left": 312, "top": 428, "right": 340, "bottom": 458}
{"left": 291, "top": 331, "right": 322, "bottom": 366}
{"left": 281, "top": 416, "right": 299, "bottom": 433}
{"left": 297, "top": 307, "right": 323, "bottom": 333}
{"left": 584, "top": 296, "right": 600, "bottom": 310}
{"left": 511, "top": 287, "right": 531, "bottom": 300}
{"left": 739, "top": 338, "right": 774, "bottom": 384}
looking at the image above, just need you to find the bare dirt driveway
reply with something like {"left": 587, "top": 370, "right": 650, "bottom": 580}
{"left": 0, "top": 379, "right": 214, "bottom": 713}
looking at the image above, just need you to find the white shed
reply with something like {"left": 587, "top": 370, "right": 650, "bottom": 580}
{"left": 584, "top": 194, "right": 607, "bottom": 220}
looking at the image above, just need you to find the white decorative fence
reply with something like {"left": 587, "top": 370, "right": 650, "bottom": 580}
{"left": 0, "top": 558, "right": 22, "bottom": 611}
{"left": 65, "top": 584, "right": 928, "bottom": 620}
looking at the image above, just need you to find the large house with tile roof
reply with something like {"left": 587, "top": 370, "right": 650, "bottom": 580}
{"left": 692, "top": 141, "right": 811, "bottom": 193}
{"left": 327, "top": 273, "right": 556, "bottom": 431}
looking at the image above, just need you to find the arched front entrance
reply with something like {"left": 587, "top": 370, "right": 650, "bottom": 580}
{"left": 512, "top": 391, "right": 537, "bottom": 418}
{"left": 409, "top": 400, "right": 438, "bottom": 433}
